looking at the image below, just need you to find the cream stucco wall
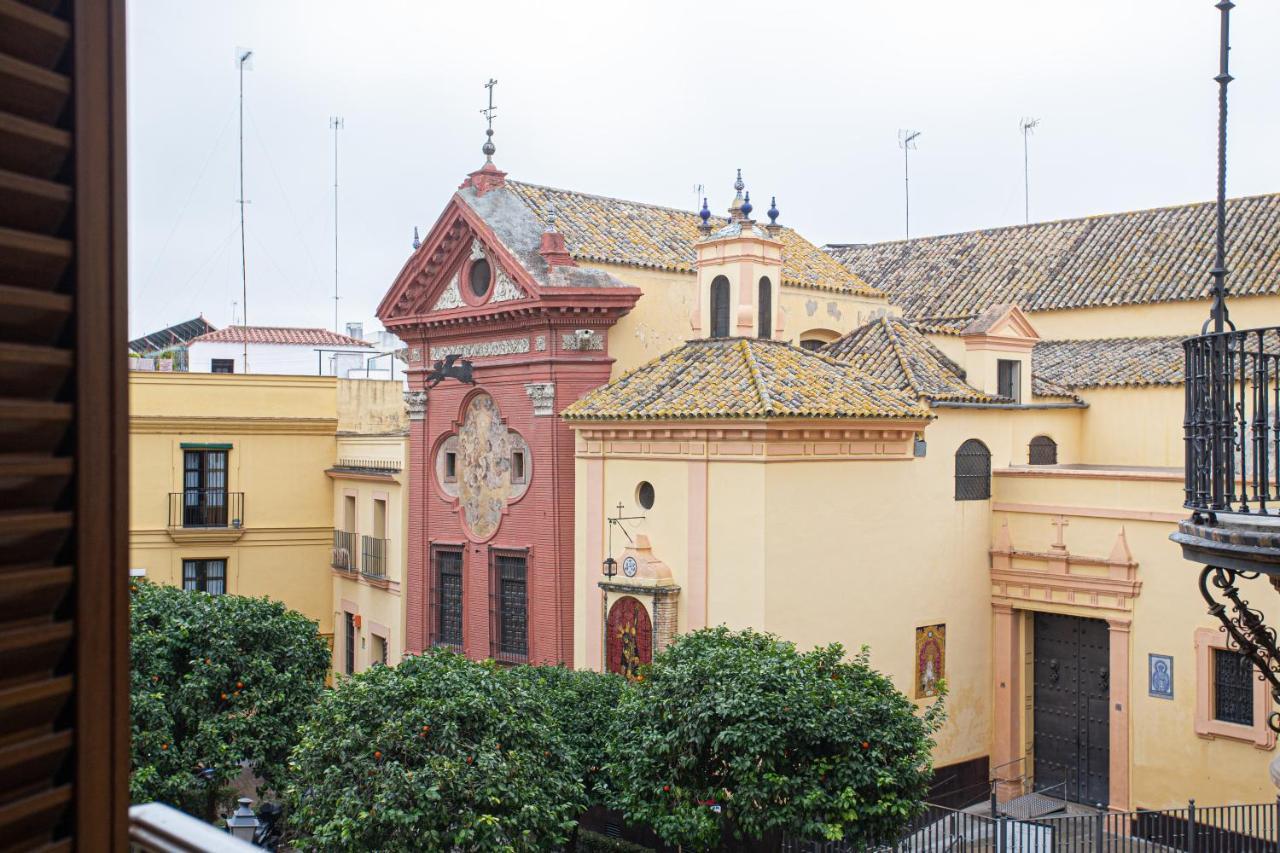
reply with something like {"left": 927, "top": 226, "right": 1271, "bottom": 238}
{"left": 1025, "top": 295, "right": 1280, "bottom": 341}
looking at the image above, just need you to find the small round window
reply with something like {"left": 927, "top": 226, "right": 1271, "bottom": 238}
{"left": 637, "top": 481, "right": 655, "bottom": 510}
{"left": 469, "top": 258, "right": 492, "bottom": 298}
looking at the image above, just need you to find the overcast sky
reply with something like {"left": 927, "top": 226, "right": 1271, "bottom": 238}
{"left": 125, "top": 0, "right": 1280, "bottom": 339}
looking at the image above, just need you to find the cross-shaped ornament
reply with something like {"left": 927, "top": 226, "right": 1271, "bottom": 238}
{"left": 1050, "top": 515, "right": 1070, "bottom": 550}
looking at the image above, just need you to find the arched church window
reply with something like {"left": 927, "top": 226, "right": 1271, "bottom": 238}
{"left": 758, "top": 276, "right": 772, "bottom": 339}
{"left": 710, "top": 276, "right": 730, "bottom": 338}
{"left": 955, "top": 439, "right": 991, "bottom": 501}
{"left": 1029, "top": 435, "right": 1058, "bottom": 465}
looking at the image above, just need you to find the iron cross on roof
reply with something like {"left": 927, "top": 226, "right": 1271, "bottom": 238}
{"left": 481, "top": 77, "right": 497, "bottom": 160}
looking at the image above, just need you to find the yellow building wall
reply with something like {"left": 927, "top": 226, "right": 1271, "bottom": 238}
{"left": 129, "top": 373, "right": 338, "bottom": 635}
{"left": 992, "top": 470, "right": 1276, "bottom": 808}
{"left": 1075, "top": 386, "right": 1184, "bottom": 469}
{"left": 330, "top": 431, "right": 409, "bottom": 675}
{"left": 1025, "top": 295, "right": 1280, "bottom": 341}
{"left": 580, "top": 261, "right": 889, "bottom": 376}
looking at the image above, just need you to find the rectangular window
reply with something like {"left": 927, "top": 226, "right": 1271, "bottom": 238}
{"left": 444, "top": 452, "right": 457, "bottom": 482}
{"left": 211, "top": 358, "right": 235, "bottom": 374}
{"left": 182, "top": 559, "right": 226, "bottom": 595}
{"left": 371, "top": 634, "right": 388, "bottom": 667}
{"left": 183, "top": 449, "right": 228, "bottom": 527}
{"left": 344, "top": 612, "right": 356, "bottom": 675}
{"left": 997, "top": 359, "right": 1021, "bottom": 402}
{"left": 373, "top": 498, "right": 387, "bottom": 539}
{"left": 511, "top": 451, "right": 525, "bottom": 484}
{"left": 1214, "top": 648, "right": 1255, "bottom": 726}
{"left": 343, "top": 494, "right": 357, "bottom": 533}
{"left": 491, "top": 552, "right": 528, "bottom": 663}
{"left": 432, "top": 548, "right": 464, "bottom": 648}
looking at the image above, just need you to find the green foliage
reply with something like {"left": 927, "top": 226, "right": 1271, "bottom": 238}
{"left": 507, "top": 664, "right": 625, "bottom": 808}
{"left": 284, "top": 649, "right": 586, "bottom": 852}
{"left": 605, "top": 626, "right": 944, "bottom": 851}
{"left": 129, "top": 581, "right": 330, "bottom": 817}
{"left": 575, "top": 829, "right": 654, "bottom": 853}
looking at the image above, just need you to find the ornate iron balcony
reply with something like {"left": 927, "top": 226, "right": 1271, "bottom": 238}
{"left": 1174, "top": 325, "right": 1280, "bottom": 735}
{"left": 168, "top": 490, "right": 244, "bottom": 529}
{"left": 361, "top": 535, "right": 389, "bottom": 579}
{"left": 332, "top": 529, "right": 357, "bottom": 572}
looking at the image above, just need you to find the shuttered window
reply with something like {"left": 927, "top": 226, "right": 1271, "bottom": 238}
{"left": 710, "top": 276, "right": 730, "bottom": 338}
{"left": 0, "top": 1, "right": 130, "bottom": 846}
{"left": 955, "top": 439, "right": 992, "bottom": 500}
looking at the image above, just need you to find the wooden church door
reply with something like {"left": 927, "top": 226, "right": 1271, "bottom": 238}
{"left": 1033, "top": 613, "right": 1110, "bottom": 806}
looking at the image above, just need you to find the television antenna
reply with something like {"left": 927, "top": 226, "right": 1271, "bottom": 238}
{"left": 1020, "top": 118, "right": 1040, "bottom": 225}
{"left": 330, "top": 116, "right": 343, "bottom": 333}
{"left": 898, "top": 129, "right": 921, "bottom": 241}
{"left": 236, "top": 47, "right": 253, "bottom": 372}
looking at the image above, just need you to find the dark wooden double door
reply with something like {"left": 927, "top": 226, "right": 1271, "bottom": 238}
{"left": 1033, "top": 613, "right": 1110, "bottom": 806}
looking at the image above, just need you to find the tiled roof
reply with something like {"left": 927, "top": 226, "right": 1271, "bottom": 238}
{"left": 821, "top": 316, "right": 1001, "bottom": 403}
{"left": 505, "top": 181, "right": 880, "bottom": 296}
{"left": 561, "top": 337, "right": 929, "bottom": 421}
{"left": 129, "top": 316, "right": 215, "bottom": 354}
{"left": 188, "top": 326, "right": 374, "bottom": 347}
{"left": 827, "top": 193, "right": 1280, "bottom": 318}
{"left": 1032, "top": 336, "right": 1185, "bottom": 389}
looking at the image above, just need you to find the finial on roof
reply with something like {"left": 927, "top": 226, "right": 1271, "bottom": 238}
{"left": 481, "top": 78, "right": 498, "bottom": 161}
{"left": 412, "top": 226, "right": 421, "bottom": 250}
{"left": 734, "top": 168, "right": 744, "bottom": 196}
{"left": 544, "top": 200, "right": 557, "bottom": 233}
{"left": 767, "top": 196, "right": 779, "bottom": 225}
{"left": 742, "top": 191, "right": 753, "bottom": 219}
{"left": 728, "top": 170, "right": 747, "bottom": 220}
{"left": 698, "top": 197, "right": 711, "bottom": 233}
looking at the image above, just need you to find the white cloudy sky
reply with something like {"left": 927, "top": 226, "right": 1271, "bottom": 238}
{"left": 126, "top": 0, "right": 1280, "bottom": 339}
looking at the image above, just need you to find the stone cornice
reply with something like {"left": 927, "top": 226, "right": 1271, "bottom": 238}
{"left": 574, "top": 419, "right": 925, "bottom": 461}
{"left": 131, "top": 416, "right": 338, "bottom": 435}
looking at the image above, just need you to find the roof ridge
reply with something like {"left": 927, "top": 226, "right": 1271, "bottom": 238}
{"left": 510, "top": 179, "right": 729, "bottom": 222}
{"left": 881, "top": 317, "right": 923, "bottom": 396}
{"left": 739, "top": 339, "right": 774, "bottom": 414}
{"left": 827, "top": 192, "right": 1280, "bottom": 250}
{"left": 1037, "top": 334, "right": 1187, "bottom": 345}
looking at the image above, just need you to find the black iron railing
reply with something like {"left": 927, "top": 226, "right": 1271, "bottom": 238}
{"left": 332, "top": 530, "right": 357, "bottom": 572}
{"left": 361, "top": 536, "right": 389, "bottom": 578}
{"left": 334, "top": 457, "right": 402, "bottom": 473}
{"left": 168, "top": 490, "right": 244, "bottom": 529}
{"left": 1184, "top": 326, "right": 1280, "bottom": 517}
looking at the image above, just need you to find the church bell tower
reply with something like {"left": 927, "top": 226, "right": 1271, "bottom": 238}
{"left": 692, "top": 170, "right": 785, "bottom": 339}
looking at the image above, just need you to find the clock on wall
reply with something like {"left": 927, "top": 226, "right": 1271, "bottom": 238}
{"left": 622, "top": 556, "right": 638, "bottom": 578}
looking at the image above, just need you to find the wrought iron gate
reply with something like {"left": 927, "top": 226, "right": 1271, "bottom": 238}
{"left": 1033, "top": 613, "right": 1110, "bottom": 805}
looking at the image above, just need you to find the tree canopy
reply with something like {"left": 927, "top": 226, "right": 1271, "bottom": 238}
{"left": 129, "top": 581, "right": 330, "bottom": 818}
{"left": 605, "top": 626, "right": 944, "bottom": 851}
{"left": 284, "top": 650, "right": 587, "bottom": 852}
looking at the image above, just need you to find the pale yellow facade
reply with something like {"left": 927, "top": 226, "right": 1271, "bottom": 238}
{"left": 128, "top": 372, "right": 408, "bottom": 677}
{"left": 568, "top": 238, "right": 1279, "bottom": 810}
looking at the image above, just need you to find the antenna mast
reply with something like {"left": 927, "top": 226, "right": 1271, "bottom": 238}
{"left": 1208, "top": 1, "right": 1234, "bottom": 334}
{"left": 1020, "top": 118, "right": 1040, "bottom": 225}
{"left": 330, "top": 116, "right": 343, "bottom": 333}
{"left": 237, "top": 47, "right": 253, "bottom": 372}
{"left": 898, "top": 129, "right": 921, "bottom": 241}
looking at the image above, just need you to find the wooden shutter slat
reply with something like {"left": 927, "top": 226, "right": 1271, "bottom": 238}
{"left": 0, "top": 783, "right": 72, "bottom": 848}
{"left": 0, "top": 676, "right": 72, "bottom": 742}
{"left": 0, "top": 53, "right": 68, "bottom": 124}
{"left": 0, "top": 110, "right": 70, "bottom": 180}
{"left": 0, "top": 226, "right": 71, "bottom": 290}
{"left": 0, "top": 730, "right": 72, "bottom": 803}
{"left": 0, "top": 284, "right": 71, "bottom": 346}
{"left": 0, "top": 167, "right": 71, "bottom": 233}
{"left": 0, "top": 341, "right": 72, "bottom": 399}
{"left": 0, "top": 565, "right": 71, "bottom": 617}
{"left": 0, "top": 0, "right": 70, "bottom": 70}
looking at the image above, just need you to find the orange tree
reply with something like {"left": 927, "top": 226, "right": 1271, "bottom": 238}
{"left": 129, "top": 581, "right": 330, "bottom": 819}
{"left": 284, "top": 649, "right": 586, "bottom": 851}
{"left": 604, "top": 626, "right": 944, "bottom": 851}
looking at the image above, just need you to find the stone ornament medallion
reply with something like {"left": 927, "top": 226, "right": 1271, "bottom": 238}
{"left": 457, "top": 394, "right": 513, "bottom": 540}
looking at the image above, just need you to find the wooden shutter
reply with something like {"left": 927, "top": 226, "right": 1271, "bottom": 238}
{"left": 0, "top": 0, "right": 129, "bottom": 848}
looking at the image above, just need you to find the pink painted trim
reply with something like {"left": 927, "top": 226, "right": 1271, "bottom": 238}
{"left": 686, "top": 460, "right": 708, "bottom": 631}
{"left": 367, "top": 620, "right": 390, "bottom": 639}
{"left": 340, "top": 598, "right": 359, "bottom": 614}
{"left": 459, "top": 256, "right": 493, "bottom": 308}
{"left": 585, "top": 458, "right": 605, "bottom": 671}
{"left": 1106, "top": 618, "right": 1132, "bottom": 811}
{"left": 372, "top": 490, "right": 389, "bottom": 501}
{"left": 1194, "top": 627, "right": 1276, "bottom": 749}
{"left": 991, "top": 604, "right": 1022, "bottom": 801}
{"left": 343, "top": 487, "right": 358, "bottom": 497}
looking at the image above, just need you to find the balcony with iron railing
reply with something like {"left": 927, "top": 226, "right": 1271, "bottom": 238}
{"left": 331, "top": 529, "right": 357, "bottom": 572}
{"left": 361, "top": 535, "right": 390, "bottom": 580}
{"left": 166, "top": 490, "right": 245, "bottom": 542}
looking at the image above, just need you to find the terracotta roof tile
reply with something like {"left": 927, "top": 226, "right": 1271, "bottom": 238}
{"left": 188, "top": 326, "right": 373, "bottom": 347}
{"left": 827, "top": 193, "right": 1280, "bottom": 317}
{"left": 562, "top": 337, "right": 929, "bottom": 421}
{"left": 506, "top": 181, "right": 880, "bottom": 296}
{"left": 1032, "top": 336, "right": 1185, "bottom": 389}
{"left": 821, "top": 316, "right": 1001, "bottom": 403}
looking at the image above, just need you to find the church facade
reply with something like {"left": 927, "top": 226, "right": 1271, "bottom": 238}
{"left": 378, "top": 150, "right": 1280, "bottom": 811}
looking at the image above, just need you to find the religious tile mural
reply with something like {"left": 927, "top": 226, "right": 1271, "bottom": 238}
{"left": 606, "top": 596, "right": 652, "bottom": 681}
{"left": 457, "top": 394, "right": 513, "bottom": 540}
{"left": 1148, "top": 653, "right": 1174, "bottom": 699}
{"left": 915, "top": 623, "right": 945, "bottom": 698}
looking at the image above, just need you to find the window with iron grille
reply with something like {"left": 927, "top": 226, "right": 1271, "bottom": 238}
{"left": 955, "top": 439, "right": 991, "bottom": 501}
{"left": 431, "top": 548, "right": 464, "bottom": 649}
{"left": 183, "top": 449, "right": 228, "bottom": 527}
{"left": 710, "top": 276, "right": 730, "bottom": 338}
{"left": 182, "top": 559, "right": 226, "bottom": 595}
{"left": 211, "top": 358, "right": 235, "bottom": 374}
{"left": 1029, "top": 435, "right": 1058, "bottom": 465}
{"left": 490, "top": 552, "right": 529, "bottom": 663}
{"left": 1213, "top": 648, "right": 1254, "bottom": 726}
{"left": 997, "top": 359, "right": 1021, "bottom": 402}
{"left": 344, "top": 612, "right": 356, "bottom": 675}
